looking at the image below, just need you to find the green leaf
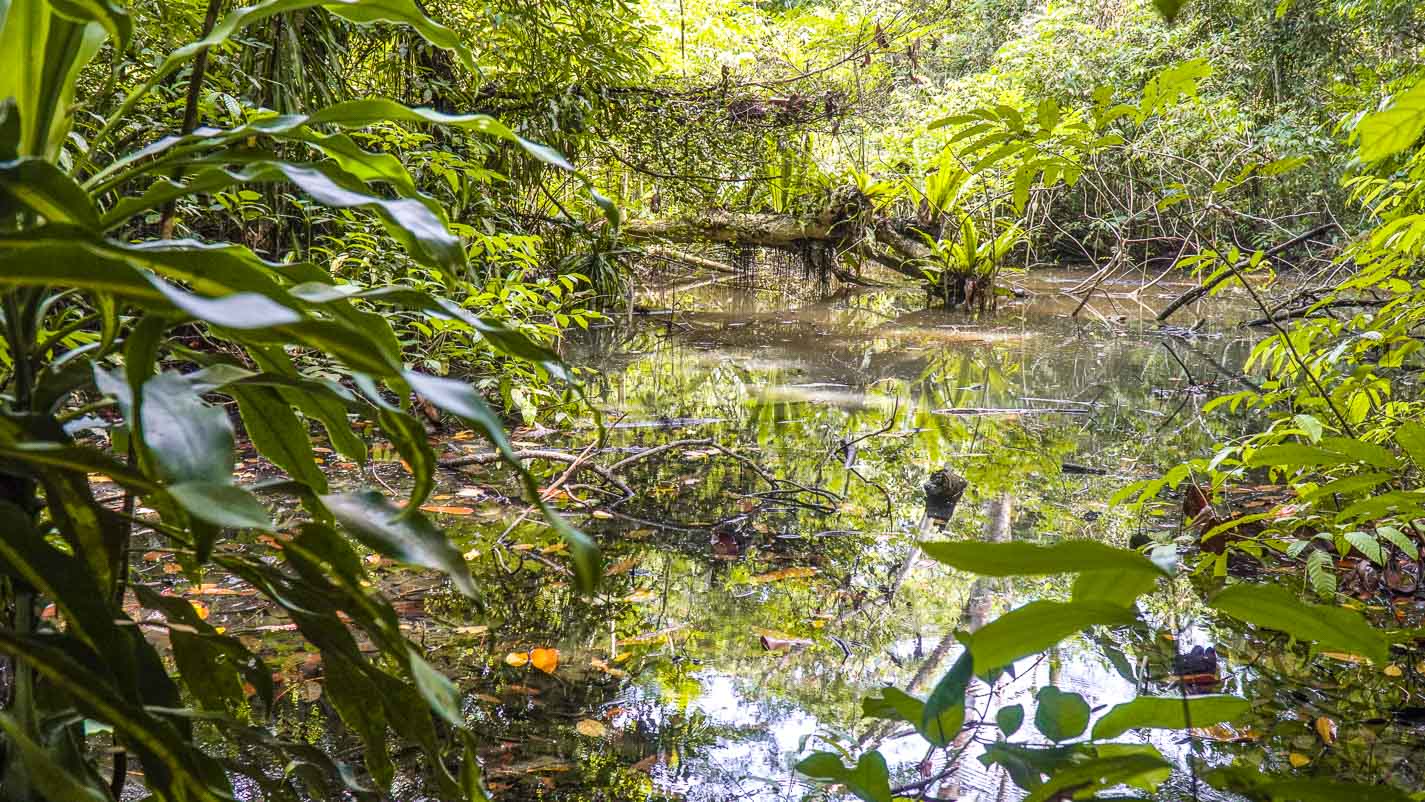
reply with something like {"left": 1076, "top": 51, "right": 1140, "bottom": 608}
{"left": 1033, "top": 686, "right": 1089, "bottom": 742}
{"left": 1293, "top": 414, "right": 1324, "bottom": 444}
{"left": 167, "top": 481, "right": 272, "bottom": 531}
{"left": 408, "top": 649, "right": 463, "bottom": 727}
{"left": 49, "top": 0, "right": 130, "bottom": 50}
{"left": 230, "top": 385, "right": 327, "bottom": 493}
{"left": 1208, "top": 584, "right": 1388, "bottom": 663}
{"left": 1378, "top": 526, "right": 1419, "bottom": 560}
{"left": 1344, "top": 531, "right": 1385, "bottom": 565}
{"left": 795, "top": 751, "right": 890, "bottom": 802}
{"left": 1071, "top": 569, "right": 1161, "bottom": 606}
{"left": 862, "top": 687, "right": 961, "bottom": 748}
{"left": 139, "top": 373, "right": 235, "bottom": 485}
{"left": 1305, "top": 548, "right": 1336, "bottom": 598}
{"left": 968, "top": 601, "right": 1138, "bottom": 674}
{"left": 1024, "top": 749, "right": 1172, "bottom": 802}
{"left": 1357, "top": 81, "right": 1425, "bottom": 162}
{"left": 0, "top": 629, "right": 230, "bottom": 799}
{"left": 921, "top": 540, "right": 1168, "bottom": 578}
{"left": 996, "top": 704, "right": 1024, "bottom": 736}
{"left": 151, "top": 279, "right": 303, "bottom": 330}
{"left": 0, "top": 157, "right": 99, "bottom": 226}
{"left": 320, "top": 491, "right": 476, "bottom": 597}
{"left": 0, "top": 712, "right": 108, "bottom": 802}
{"left": 1395, "top": 421, "right": 1425, "bottom": 468}
{"left": 1245, "top": 443, "right": 1350, "bottom": 468}
{"left": 922, "top": 649, "right": 972, "bottom": 744}
{"left": 1091, "top": 695, "right": 1250, "bottom": 740}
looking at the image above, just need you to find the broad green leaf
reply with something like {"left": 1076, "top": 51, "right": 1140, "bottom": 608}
{"left": 968, "top": 601, "right": 1138, "bottom": 674}
{"left": 0, "top": 712, "right": 108, "bottom": 802}
{"left": 922, "top": 649, "right": 972, "bottom": 744}
{"left": 0, "top": 629, "right": 230, "bottom": 799}
{"left": 140, "top": 373, "right": 235, "bottom": 485}
{"left": 1245, "top": 443, "right": 1350, "bottom": 468}
{"left": 0, "top": 157, "right": 99, "bottom": 226}
{"left": 321, "top": 491, "right": 476, "bottom": 597}
{"left": 1092, "top": 695, "right": 1250, "bottom": 740}
{"left": 48, "top": 0, "right": 131, "bottom": 50}
{"left": 1357, "top": 81, "right": 1425, "bottom": 163}
{"left": 1208, "top": 584, "right": 1388, "bottom": 663}
{"left": 1395, "top": 421, "right": 1425, "bottom": 468}
{"left": 996, "top": 704, "right": 1024, "bottom": 736}
{"left": 921, "top": 540, "right": 1167, "bottom": 577}
{"left": 151, "top": 279, "right": 302, "bottom": 330}
{"left": 1293, "top": 413, "right": 1323, "bottom": 444}
{"left": 1343, "top": 531, "right": 1384, "bottom": 565}
{"left": 1024, "top": 750, "right": 1172, "bottom": 802}
{"left": 1033, "top": 686, "right": 1089, "bottom": 742}
{"left": 1071, "top": 569, "right": 1160, "bottom": 606}
{"left": 230, "top": 385, "right": 327, "bottom": 493}
{"left": 408, "top": 649, "right": 463, "bottom": 727}
{"left": 795, "top": 751, "right": 890, "bottom": 802}
{"left": 862, "top": 687, "right": 961, "bottom": 748}
{"left": 167, "top": 481, "right": 272, "bottom": 531}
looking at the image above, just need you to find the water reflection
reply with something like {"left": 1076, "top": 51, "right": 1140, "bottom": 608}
{"left": 400, "top": 269, "right": 1286, "bottom": 800}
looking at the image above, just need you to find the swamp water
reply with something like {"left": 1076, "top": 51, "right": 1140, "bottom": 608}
{"left": 164, "top": 269, "right": 1425, "bottom": 801}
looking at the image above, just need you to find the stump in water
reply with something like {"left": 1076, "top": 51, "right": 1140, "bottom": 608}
{"left": 924, "top": 467, "right": 968, "bottom": 521}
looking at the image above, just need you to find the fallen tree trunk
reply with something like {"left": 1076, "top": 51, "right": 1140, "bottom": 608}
{"left": 622, "top": 210, "right": 930, "bottom": 282}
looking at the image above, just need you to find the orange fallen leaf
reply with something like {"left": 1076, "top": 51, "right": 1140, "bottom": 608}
{"left": 530, "top": 648, "right": 559, "bottom": 674}
{"left": 1288, "top": 752, "right": 1311, "bottom": 768}
{"left": 420, "top": 505, "right": 475, "bottom": 516}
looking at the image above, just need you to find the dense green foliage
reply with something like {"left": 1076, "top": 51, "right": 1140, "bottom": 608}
{"left": 5, "top": 0, "right": 1425, "bottom": 799}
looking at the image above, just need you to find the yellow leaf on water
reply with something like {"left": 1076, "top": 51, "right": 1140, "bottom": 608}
{"left": 1288, "top": 753, "right": 1311, "bottom": 768}
{"left": 504, "top": 652, "right": 530, "bottom": 668}
{"left": 1314, "top": 716, "right": 1337, "bottom": 745}
{"left": 575, "top": 718, "right": 607, "bottom": 738}
{"left": 530, "top": 647, "right": 559, "bottom": 674}
{"left": 745, "top": 567, "right": 818, "bottom": 584}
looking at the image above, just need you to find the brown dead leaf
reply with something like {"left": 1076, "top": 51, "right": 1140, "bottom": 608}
{"left": 475, "top": 693, "right": 502, "bottom": 704}
{"left": 630, "top": 755, "right": 658, "bottom": 773}
{"left": 504, "top": 684, "right": 540, "bottom": 696}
